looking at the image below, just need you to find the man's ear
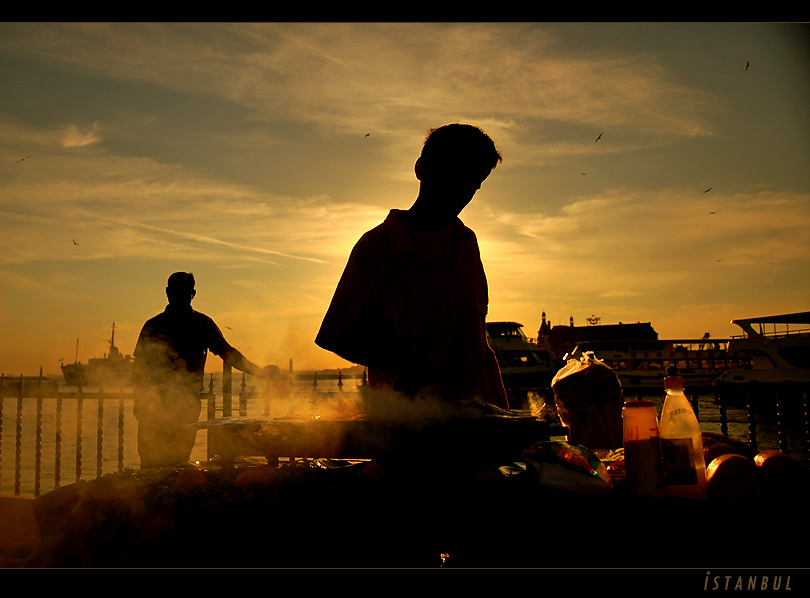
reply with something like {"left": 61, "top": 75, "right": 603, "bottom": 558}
{"left": 414, "top": 157, "right": 423, "bottom": 181}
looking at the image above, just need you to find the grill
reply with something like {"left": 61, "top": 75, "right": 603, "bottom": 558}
{"left": 197, "top": 411, "right": 557, "bottom": 466}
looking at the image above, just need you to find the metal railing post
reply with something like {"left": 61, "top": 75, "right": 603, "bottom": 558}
{"left": 223, "top": 362, "right": 232, "bottom": 418}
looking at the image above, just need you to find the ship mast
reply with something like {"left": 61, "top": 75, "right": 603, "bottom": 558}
{"left": 108, "top": 322, "right": 121, "bottom": 358}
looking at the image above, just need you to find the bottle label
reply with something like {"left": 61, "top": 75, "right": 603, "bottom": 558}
{"left": 660, "top": 437, "right": 698, "bottom": 485}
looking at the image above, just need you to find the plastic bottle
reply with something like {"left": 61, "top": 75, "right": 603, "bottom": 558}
{"left": 658, "top": 376, "right": 707, "bottom": 501}
{"left": 622, "top": 400, "right": 665, "bottom": 498}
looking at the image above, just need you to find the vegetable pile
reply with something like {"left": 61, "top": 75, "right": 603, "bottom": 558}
{"left": 702, "top": 432, "right": 810, "bottom": 504}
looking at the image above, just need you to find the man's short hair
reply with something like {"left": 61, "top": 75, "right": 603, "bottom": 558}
{"left": 167, "top": 271, "right": 195, "bottom": 292}
{"left": 420, "top": 123, "right": 502, "bottom": 176}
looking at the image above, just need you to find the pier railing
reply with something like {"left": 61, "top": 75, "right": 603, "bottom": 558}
{"left": 0, "top": 365, "right": 253, "bottom": 497}
{"left": 0, "top": 374, "right": 133, "bottom": 497}
{"left": 0, "top": 364, "right": 366, "bottom": 497}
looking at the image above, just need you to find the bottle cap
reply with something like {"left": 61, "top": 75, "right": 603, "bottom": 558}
{"left": 664, "top": 375, "right": 684, "bottom": 390}
{"left": 623, "top": 400, "right": 655, "bottom": 408}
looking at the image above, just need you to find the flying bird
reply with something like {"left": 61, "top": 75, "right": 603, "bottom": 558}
{"left": 72, "top": 240, "right": 79, "bottom": 245}
{"left": 704, "top": 187, "right": 713, "bottom": 193}
{"left": 364, "top": 133, "right": 370, "bottom": 137}
{"left": 16, "top": 155, "right": 31, "bottom": 163}
{"left": 746, "top": 61, "right": 750, "bottom": 70}
{"left": 709, "top": 211, "right": 717, "bottom": 214}
{"left": 595, "top": 133, "right": 602, "bottom": 142}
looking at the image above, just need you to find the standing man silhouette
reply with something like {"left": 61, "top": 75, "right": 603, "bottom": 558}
{"left": 316, "top": 124, "right": 508, "bottom": 409}
{"left": 133, "top": 272, "right": 279, "bottom": 468}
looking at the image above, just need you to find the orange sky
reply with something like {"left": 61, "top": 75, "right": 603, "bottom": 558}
{"left": 1, "top": 23, "right": 808, "bottom": 378}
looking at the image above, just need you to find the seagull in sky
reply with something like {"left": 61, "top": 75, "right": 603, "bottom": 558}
{"left": 16, "top": 155, "right": 31, "bottom": 163}
{"left": 746, "top": 61, "right": 750, "bottom": 70}
{"left": 364, "top": 133, "right": 370, "bottom": 137}
{"left": 72, "top": 240, "right": 79, "bottom": 245}
{"left": 595, "top": 133, "right": 602, "bottom": 142}
{"left": 704, "top": 187, "right": 713, "bottom": 193}
{"left": 709, "top": 211, "right": 717, "bottom": 214}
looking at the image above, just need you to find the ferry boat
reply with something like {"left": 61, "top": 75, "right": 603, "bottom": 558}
{"left": 565, "top": 335, "right": 746, "bottom": 391}
{"left": 60, "top": 323, "right": 134, "bottom": 388}
{"left": 535, "top": 312, "right": 747, "bottom": 392}
{"left": 717, "top": 311, "right": 810, "bottom": 387}
{"left": 486, "top": 321, "right": 562, "bottom": 400}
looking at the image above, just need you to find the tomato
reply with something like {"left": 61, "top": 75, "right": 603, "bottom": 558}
{"left": 754, "top": 450, "right": 810, "bottom": 497}
{"left": 176, "top": 467, "right": 207, "bottom": 491}
{"left": 706, "top": 453, "right": 761, "bottom": 503}
{"left": 235, "top": 465, "right": 279, "bottom": 488}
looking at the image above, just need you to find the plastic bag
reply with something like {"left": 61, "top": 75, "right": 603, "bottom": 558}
{"left": 551, "top": 351, "right": 623, "bottom": 449}
{"left": 522, "top": 441, "right": 613, "bottom": 497}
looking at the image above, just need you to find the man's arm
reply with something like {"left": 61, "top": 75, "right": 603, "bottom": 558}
{"left": 315, "top": 236, "right": 392, "bottom": 369}
{"left": 220, "top": 344, "right": 280, "bottom": 378}
{"left": 204, "top": 314, "right": 279, "bottom": 379}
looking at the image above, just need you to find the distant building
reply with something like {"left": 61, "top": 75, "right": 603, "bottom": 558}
{"left": 537, "top": 312, "right": 658, "bottom": 361}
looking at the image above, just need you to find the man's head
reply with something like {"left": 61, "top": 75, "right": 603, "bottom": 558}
{"left": 414, "top": 124, "right": 502, "bottom": 222}
{"left": 418, "top": 123, "right": 502, "bottom": 177}
{"left": 166, "top": 272, "right": 196, "bottom": 305}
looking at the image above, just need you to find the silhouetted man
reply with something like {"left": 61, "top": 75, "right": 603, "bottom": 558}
{"left": 133, "top": 272, "right": 278, "bottom": 468}
{"left": 316, "top": 124, "right": 509, "bottom": 409}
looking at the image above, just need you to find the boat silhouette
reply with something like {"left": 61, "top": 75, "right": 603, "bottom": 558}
{"left": 60, "top": 323, "right": 133, "bottom": 388}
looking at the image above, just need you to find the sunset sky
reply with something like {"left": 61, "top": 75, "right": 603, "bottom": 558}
{"left": 1, "top": 22, "right": 809, "bottom": 378}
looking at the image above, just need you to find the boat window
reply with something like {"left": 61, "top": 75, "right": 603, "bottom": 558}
{"left": 750, "top": 349, "right": 778, "bottom": 369}
{"left": 500, "top": 350, "right": 540, "bottom": 367}
{"left": 778, "top": 346, "right": 810, "bottom": 369}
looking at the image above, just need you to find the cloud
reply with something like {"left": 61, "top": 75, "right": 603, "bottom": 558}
{"left": 0, "top": 23, "right": 719, "bottom": 144}
{"left": 0, "top": 128, "right": 385, "bottom": 270}
{"left": 60, "top": 123, "right": 102, "bottom": 148}
{"left": 472, "top": 187, "right": 810, "bottom": 324}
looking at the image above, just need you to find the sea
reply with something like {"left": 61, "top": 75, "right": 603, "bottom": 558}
{"left": 1, "top": 383, "right": 808, "bottom": 498}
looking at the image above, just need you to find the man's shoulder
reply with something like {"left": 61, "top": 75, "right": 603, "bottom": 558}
{"left": 141, "top": 311, "right": 168, "bottom": 330}
{"left": 190, "top": 309, "right": 219, "bottom": 328}
{"left": 350, "top": 214, "right": 391, "bottom": 254}
{"left": 362, "top": 213, "right": 392, "bottom": 239}
{"left": 453, "top": 217, "right": 476, "bottom": 241}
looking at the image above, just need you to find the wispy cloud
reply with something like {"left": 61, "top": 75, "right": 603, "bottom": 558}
{"left": 60, "top": 122, "right": 102, "bottom": 148}
{"left": 84, "top": 213, "right": 327, "bottom": 265}
{"left": 0, "top": 23, "right": 719, "bottom": 144}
